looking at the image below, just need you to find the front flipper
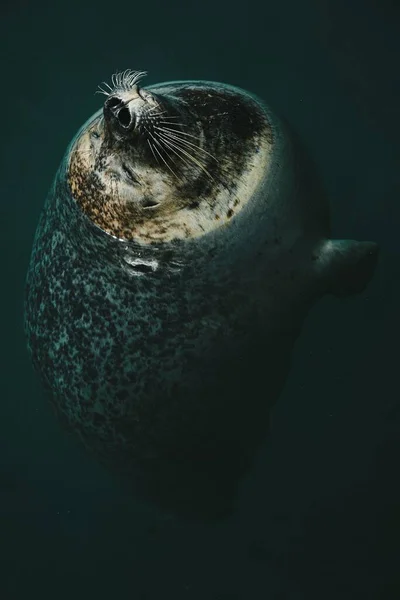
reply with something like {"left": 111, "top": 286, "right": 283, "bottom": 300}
{"left": 315, "top": 239, "right": 379, "bottom": 297}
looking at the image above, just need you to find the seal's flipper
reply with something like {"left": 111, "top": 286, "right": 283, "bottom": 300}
{"left": 318, "top": 239, "right": 379, "bottom": 297}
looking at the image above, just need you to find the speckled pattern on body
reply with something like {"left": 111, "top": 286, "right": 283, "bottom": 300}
{"left": 24, "top": 81, "right": 378, "bottom": 519}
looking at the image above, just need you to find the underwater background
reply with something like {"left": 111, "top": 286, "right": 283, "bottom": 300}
{"left": 1, "top": 0, "right": 399, "bottom": 598}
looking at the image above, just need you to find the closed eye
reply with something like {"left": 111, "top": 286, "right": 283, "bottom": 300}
{"left": 122, "top": 163, "right": 140, "bottom": 185}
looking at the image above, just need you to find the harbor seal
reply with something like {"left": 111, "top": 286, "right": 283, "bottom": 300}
{"left": 24, "top": 70, "right": 379, "bottom": 520}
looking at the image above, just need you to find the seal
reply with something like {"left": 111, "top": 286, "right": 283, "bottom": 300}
{"left": 24, "top": 70, "right": 379, "bottom": 520}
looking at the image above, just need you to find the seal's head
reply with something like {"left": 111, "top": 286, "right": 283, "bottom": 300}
{"left": 68, "top": 69, "right": 274, "bottom": 243}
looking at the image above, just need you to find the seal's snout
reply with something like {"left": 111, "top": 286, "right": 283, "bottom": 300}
{"left": 104, "top": 95, "right": 136, "bottom": 134}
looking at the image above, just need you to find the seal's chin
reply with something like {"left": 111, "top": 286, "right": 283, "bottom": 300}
{"left": 68, "top": 118, "right": 176, "bottom": 239}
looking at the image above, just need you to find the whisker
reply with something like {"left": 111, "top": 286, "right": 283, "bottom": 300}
{"left": 145, "top": 108, "right": 168, "bottom": 118}
{"left": 146, "top": 128, "right": 180, "bottom": 180}
{"left": 158, "top": 132, "right": 213, "bottom": 163}
{"left": 145, "top": 110, "right": 180, "bottom": 119}
{"left": 98, "top": 69, "right": 148, "bottom": 98}
{"left": 154, "top": 142, "right": 180, "bottom": 181}
{"left": 154, "top": 125, "right": 206, "bottom": 143}
{"left": 154, "top": 126, "right": 218, "bottom": 162}
{"left": 155, "top": 131, "right": 213, "bottom": 180}
{"left": 147, "top": 116, "right": 184, "bottom": 123}
{"left": 155, "top": 135, "right": 192, "bottom": 173}
{"left": 96, "top": 83, "right": 112, "bottom": 96}
{"left": 146, "top": 138, "right": 159, "bottom": 166}
{"left": 158, "top": 122, "right": 188, "bottom": 129}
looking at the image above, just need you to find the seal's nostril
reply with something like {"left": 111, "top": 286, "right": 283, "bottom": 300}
{"left": 117, "top": 106, "right": 132, "bottom": 128}
{"left": 106, "top": 97, "right": 121, "bottom": 109}
{"left": 104, "top": 96, "right": 135, "bottom": 131}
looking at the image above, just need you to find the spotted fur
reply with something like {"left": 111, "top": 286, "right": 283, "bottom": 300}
{"left": 24, "top": 81, "right": 377, "bottom": 520}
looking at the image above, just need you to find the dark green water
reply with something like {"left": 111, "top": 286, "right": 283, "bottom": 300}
{"left": 1, "top": 0, "right": 399, "bottom": 598}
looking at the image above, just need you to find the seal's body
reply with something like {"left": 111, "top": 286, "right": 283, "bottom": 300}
{"left": 24, "top": 72, "right": 378, "bottom": 519}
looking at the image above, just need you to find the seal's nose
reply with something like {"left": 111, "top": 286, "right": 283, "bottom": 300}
{"left": 104, "top": 96, "right": 136, "bottom": 133}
